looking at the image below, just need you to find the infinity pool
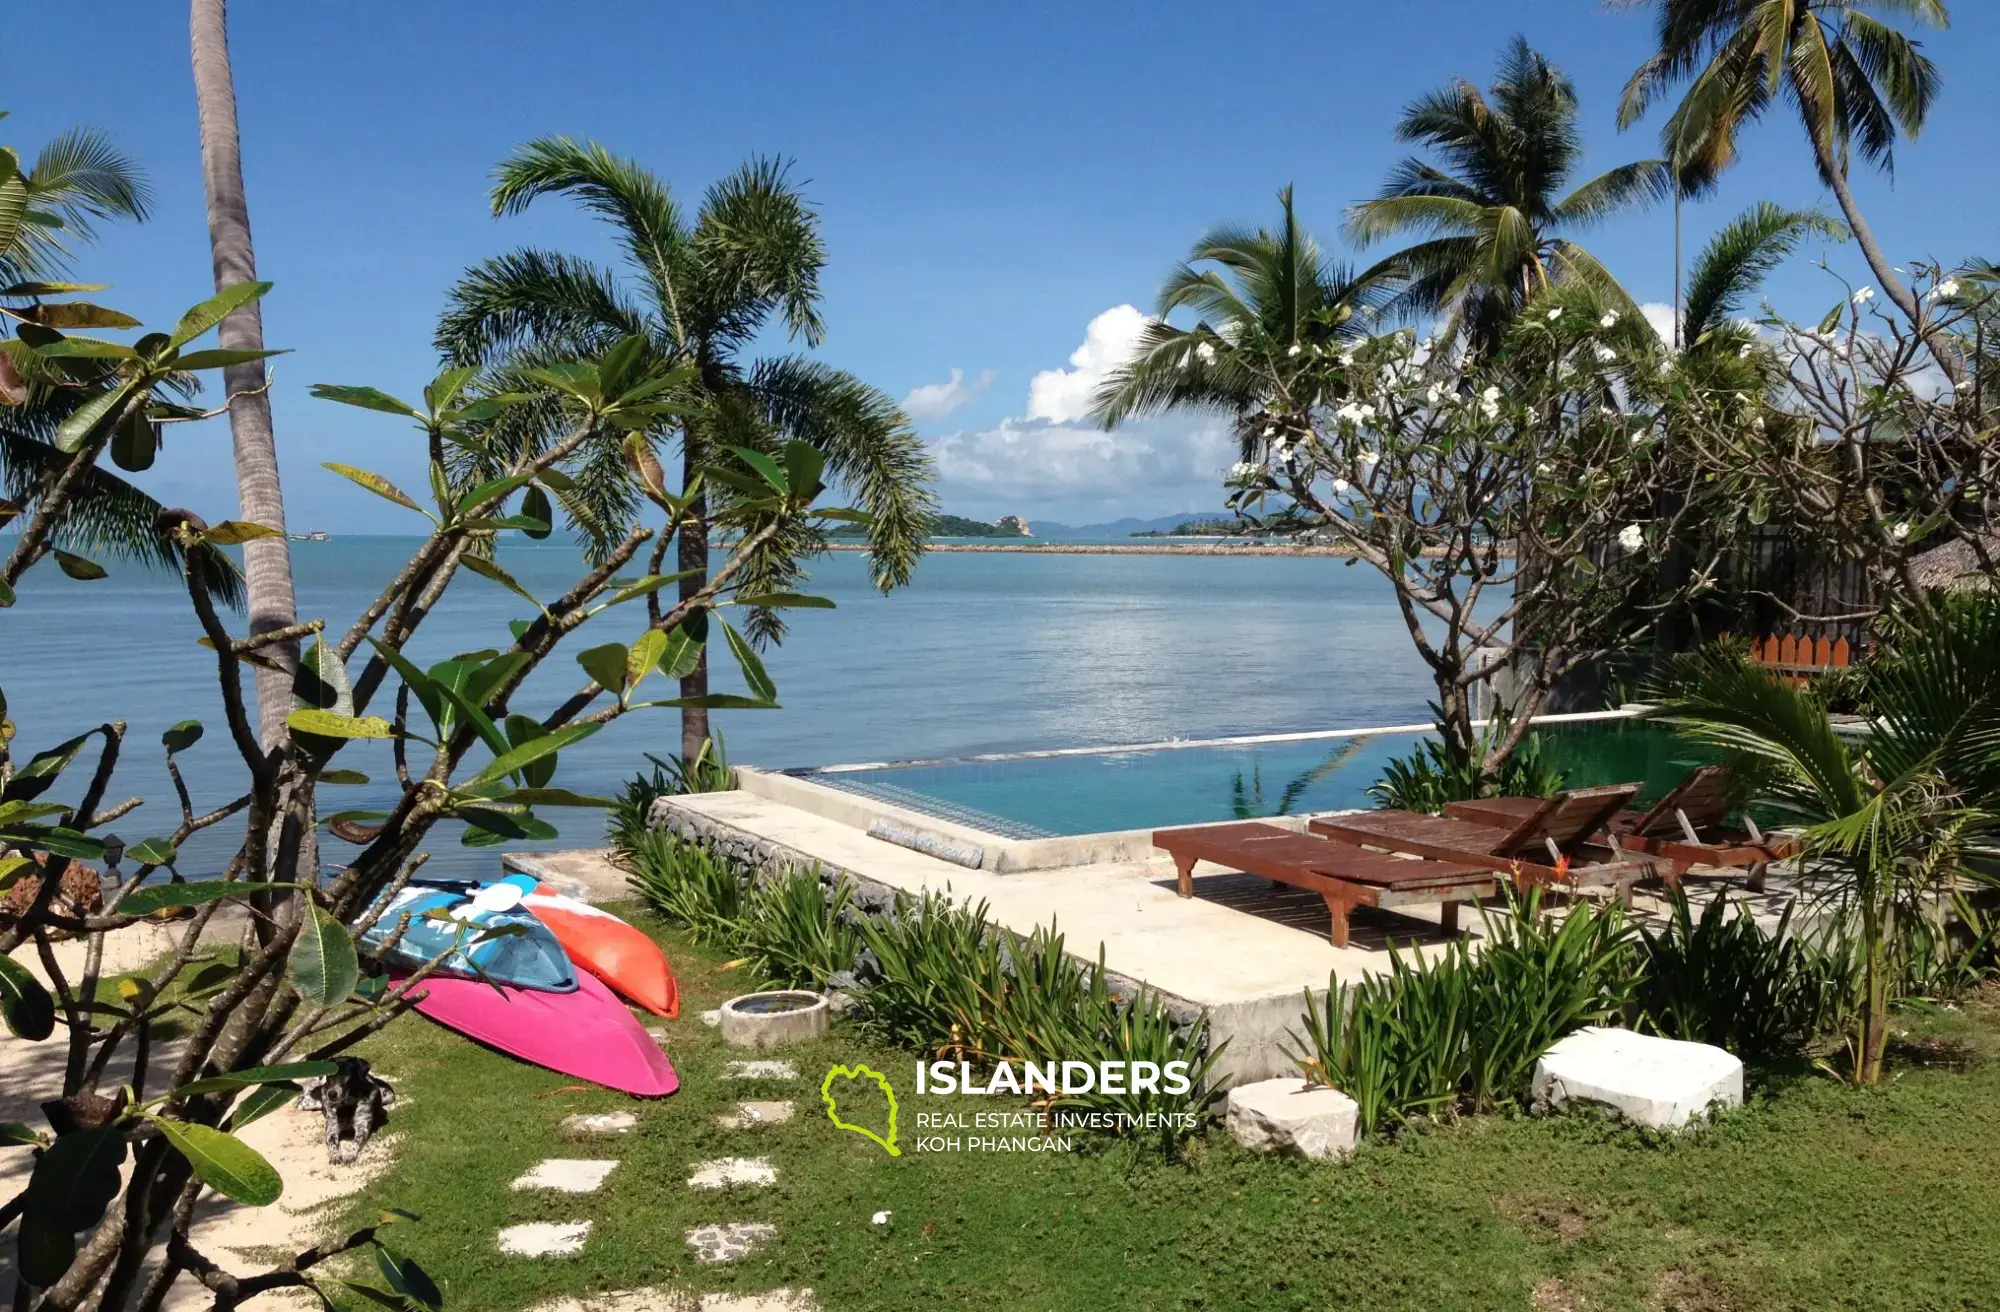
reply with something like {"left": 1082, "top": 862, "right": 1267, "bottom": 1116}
{"left": 803, "top": 718, "right": 1715, "bottom": 839}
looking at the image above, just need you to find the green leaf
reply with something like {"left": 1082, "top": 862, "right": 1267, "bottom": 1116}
{"left": 0, "top": 800, "right": 67, "bottom": 826}
{"left": 455, "top": 471, "right": 534, "bottom": 516}
{"left": 432, "top": 681, "right": 512, "bottom": 758}
{"left": 626, "top": 628, "right": 668, "bottom": 695}
{"left": 376, "top": 1245, "right": 445, "bottom": 1311}
{"left": 290, "top": 904, "right": 359, "bottom": 1007}
{"left": 0, "top": 281, "right": 108, "bottom": 297}
{"left": 465, "top": 722, "right": 600, "bottom": 790}
{"left": 162, "top": 720, "right": 204, "bottom": 754}
{"left": 520, "top": 484, "right": 554, "bottom": 541}
{"left": 721, "top": 618, "right": 776, "bottom": 703}
{"left": 126, "top": 836, "right": 178, "bottom": 867}
{"left": 634, "top": 693, "right": 778, "bottom": 711}
{"left": 4, "top": 732, "right": 90, "bottom": 802}
{"left": 172, "top": 347, "right": 288, "bottom": 370}
{"left": 489, "top": 787, "right": 612, "bottom": 808}
{"left": 732, "top": 592, "right": 835, "bottom": 610}
{"left": 366, "top": 637, "right": 443, "bottom": 731}
{"left": 659, "top": 625, "right": 703, "bottom": 681}
{"left": 320, "top": 769, "right": 370, "bottom": 785}
{"left": 167, "top": 1061, "right": 338, "bottom": 1101}
{"left": 503, "top": 714, "right": 557, "bottom": 789}
{"left": 169, "top": 280, "right": 273, "bottom": 349}
{"left": 109, "top": 407, "right": 156, "bottom": 472}
{"left": 202, "top": 520, "right": 285, "bottom": 546}
{"left": 0, "top": 576, "right": 14, "bottom": 607}
{"left": 146, "top": 1116, "right": 282, "bottom": 1205}
{"left": 32, "top": 335, "right": 138, "bottom": 360}
{"left": 455, "top": 805, "right": 558, "bottom": 843}
{"left": 1818, "top": 301, "right": 1845, "bottom": 335}
{"left": 286, "top": 709, "right": 393, "bottom": 739}
{"left": 783, "top": 441, "right": 826, "bottom": 498}
{"left": 577, "top": 642, "right": 629, "bottom": 695}
{"left": 459, "top": 554, "right": 542, "bottom": 610}
{"left": 293, "top": 638, "right": 354, "bottom": 715}
{"left": 0, "top": 853, "right": 32, "bottom": 891}
{"left": 0, "top": 952, "right": 56, "bottom": 1040}
{"left": 225, "top": 1081, "right": 302, "bottom": 1131}
{"left": 1, "top": 826, "right": 106, "bottom": 860}
{"left": 54, "top": 549, "right": 106, "bottom": 580}
{"left": 605, "top": 570, "right": 700, "bottom": 606}
{"left": 324, "top": 462, "right": 429, "bottom": 517}
{"left": 18, "top": 1124, "right": 127, "bottom": 1284}
{"left": 120, "top": 879, "right": 295, "bottom": 916}
{"left": 54, "top": 379, "right": 135, "bottom": 451}
{"left": 1, "top": 1121, "right": 45, "bottom": 1147}
{"left": 811, "top": 506, "right": 872, "bottom": 525}
{"left": 27, "top": 302, "right": 142, "bottom": 330}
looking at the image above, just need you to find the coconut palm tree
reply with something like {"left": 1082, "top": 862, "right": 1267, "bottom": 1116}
{"left": 1347, "top": 37, "right": 1672, "bottom": 361}
{"left": 1091, "top": 184, "right": 1389, "bottom": 445}
{"left": 0, "top": 117, "right": 242, "bottom": 604}
{"left": 190, "top": 0, "right": 299, "bottom": 745}
{"left": 437, "top": 138, "right": 934, "bottom": 761}
{"left": 1615, "top": 0, "right": 1952, "bottom": 358}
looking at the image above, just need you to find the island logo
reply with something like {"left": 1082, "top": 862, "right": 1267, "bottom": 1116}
{"left": 821, "top": 1063, "right": 901, "bottom": 1157}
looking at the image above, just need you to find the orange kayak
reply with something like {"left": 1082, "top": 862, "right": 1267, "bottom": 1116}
{"left": 524, "top": 884, "right": 680, "bottom": 1018}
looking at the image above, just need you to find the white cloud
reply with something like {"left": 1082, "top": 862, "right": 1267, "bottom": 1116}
{"left": 1639, "top": 302, "right": 1677, "bottom": 343}
{"left": 1025, "top": 304, "right": 1151, "bottom": 424}
{"left": 930, "top": 414, "right": 1233, "bottom": 502}
{"left": 901, "top": 367, "right": 996, "bottom": 423}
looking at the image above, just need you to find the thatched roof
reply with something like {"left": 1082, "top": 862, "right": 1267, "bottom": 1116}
{"left": 1910, "top": 535, "right": 1999, "bottom": 592}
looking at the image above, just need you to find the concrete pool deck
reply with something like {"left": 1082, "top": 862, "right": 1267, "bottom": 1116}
{"left": 649, "top": 788, "right": 1801, "bottom": 1087}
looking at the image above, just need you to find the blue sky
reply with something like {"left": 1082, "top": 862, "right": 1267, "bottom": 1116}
{"left": 11, "top": 1, "right": 1997, "bottom": 529}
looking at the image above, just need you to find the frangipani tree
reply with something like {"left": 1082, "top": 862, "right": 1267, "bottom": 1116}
{"left": 1217, "top": 296, "right": 1727, "bottom": 775}
{"left": 0, "top": 279, "right": 845, "bottom": 1308}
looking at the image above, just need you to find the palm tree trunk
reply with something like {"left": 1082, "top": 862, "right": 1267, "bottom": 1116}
{"left": 190, "top": 0, "right": 299, "bottom": 749}
{"left": 1809, "top": 133, "right": 1963, "bottom": 387}
{"left": 677, "top": 442, "right": 710, "bottom": 763}
{"left": 1672, "top": 189, "right": 1683, "bottom": 353}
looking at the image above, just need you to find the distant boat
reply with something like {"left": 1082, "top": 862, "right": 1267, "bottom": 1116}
{"left": 288, "top": 529, "right": 331, "bottom": 542}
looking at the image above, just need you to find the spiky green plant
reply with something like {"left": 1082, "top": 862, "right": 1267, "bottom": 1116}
{"left": 624, "top": 831, "right": 747, "bottom": 945}
{"left": 741, "top": 868, "right": 862, "bottom": 988}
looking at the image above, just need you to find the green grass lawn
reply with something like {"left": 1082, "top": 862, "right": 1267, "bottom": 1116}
{"left": 342, "top": 905, "right": 2000, "bottom": 1311}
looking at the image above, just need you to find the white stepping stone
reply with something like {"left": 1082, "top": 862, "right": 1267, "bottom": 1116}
{"left": 701, "top": 1291, "right": 819, "bottom": 1311}
{"left": 688, "top": 1156, "right": 777, "bottom": 1188}
{"left": 498, "top": 1220, "right": 592, "bottom": 1257}
{"left": 723, "top": 1060, "right": 796, "bottom": 1081}
{"left": 1532, "top": 1026, "right": 1743, "bottom": 1129}
{"left": 716, "top": 1100, "right": 795, "bottom": 1130}
{"left": 700, "top": 1009, "right": 723, "bottom": 1028}
{"left": 561, "top": 1111, "right": 638, "bottom": 1137}
{"left": 512, "top": 1158, "right": 620, "bottom": 1194}
{"left": 647, "top": 1026, "right": 668, "bottom": 1042}
{"left": 686, "top": 1221, "right": 778, "bottom": 1264}
{"left": 1226, "top": 1078, "right": 1360, "bottom": 1160}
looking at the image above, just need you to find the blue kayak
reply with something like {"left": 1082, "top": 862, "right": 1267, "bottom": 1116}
{"left": 357, "top": 873, "right": 577, "bottom": 992}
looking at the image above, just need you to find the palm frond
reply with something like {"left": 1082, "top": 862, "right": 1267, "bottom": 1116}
{"left": 1683, "top": 201, "right": 1846, "bottom": 344}
{"left": 748, "top": 357, "right": 934, "bottom": 591}
{"left": 1548, "top": 160, "right": 1674, "bottom": 229}
{"left": 489, "top": 136, "right": 688, "bottom": 293}
{"left": 435, "top": 249, "right": 648, "bottom": 366}
{"left": 690, "top": 157, "right": 827, "bottom": 349}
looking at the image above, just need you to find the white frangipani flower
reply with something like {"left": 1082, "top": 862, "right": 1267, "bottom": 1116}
{"left": 1547, "top": 308, "right": 1564, "bottom": 321}
{"left": 873, "top": 1211, "right": 893, "bottom": 1226}
{"left": 1287, "top": 343, "right": 1303, "bottom": 357}
{"left": 1357, "top": 449, "right": 1380, "bottom": 470}
{"left": 1536, "top": 462, "right": 1553, "bottom": 475}
{"left": 1853, "top": 287, "right": 1876, "bottom": 306}
{"left": 1195, "top": 341, "right": 1217, "bottom": 363}
{"left": 1738, "top": 343, "right": 1755, "bottom": 359}
{"left": 1600, "top": 311, "right": 1620, "bottom": 328}
{"left": 1339, "top": 351, "right": 1355, "bottom": 366}
{"left": 1617, "top": 523, "right": 1645, "bottom": 553}
{"left": 1594, "top": 345, "right": 1617, "bottom": 363}
{"left": 1332, "top": 477, "right": 1351, "bottom": 494}
{"left": 1892, "top": 522, "right": 1911, "bottom": 542}
{"left": 1936, "top": 279, "right": 1961, "bottom": 299}
{"left": 1229, "top": 461, "right": 1262, "bottom": 480}
{"left": 1426, "top": 385, "right": 1442, "bottom": 405}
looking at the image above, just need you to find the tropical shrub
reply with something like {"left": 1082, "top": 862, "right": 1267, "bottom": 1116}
{"left": 1292, "top": 891, "right": 1636, "bottom": 1136}
{"left": 625, "top": 831, "right": 749, "bottom": 945}
{"left": 1370, "top": 712, "right": 1566, "bottom": 813}
{"left": 606, "top": 738, "right": 733, "bottom": 859}
{"left": 1633, "top": 892, "right": 1856, "bottom": 1063}
{"left": 853, "top": 889, "right": 1009, "bottom": 1059}
{"left": 741, "top": 868, "right": 863, "bottom": 989}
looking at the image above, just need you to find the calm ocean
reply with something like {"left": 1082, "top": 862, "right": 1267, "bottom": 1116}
{"left": 4, "top": 538, "right": 1431, "bottom": 878}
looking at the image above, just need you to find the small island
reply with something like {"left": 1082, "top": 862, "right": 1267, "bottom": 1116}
{"left": 831, "top": 512, "right": 1031, "bottom": 540}
{"left": 1131, "top": 517, "right": 1251, "bottom": 538}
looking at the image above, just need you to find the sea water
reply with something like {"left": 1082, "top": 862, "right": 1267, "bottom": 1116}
{"left": 3, "top": 538, "right": 1432, "bottom": 877}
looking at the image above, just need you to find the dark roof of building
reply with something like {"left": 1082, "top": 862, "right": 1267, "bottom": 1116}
{"left": 1910, "top": 535, "right": 1999, "bottom": 592}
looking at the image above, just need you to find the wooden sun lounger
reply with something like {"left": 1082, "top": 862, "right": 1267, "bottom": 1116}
{"left": 1153, "top": 821, "right": 1497, "bottom": 948}
{"left": 1308, "top": 783, "right": 1654, "bottom": 899}
{"left": 1443, "top": 765, "right": 1798, "bottom": 891}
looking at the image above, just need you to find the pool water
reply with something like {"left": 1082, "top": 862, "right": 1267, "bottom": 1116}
{"left": 806, "top": 720, "right": 1717, "bottom": 839}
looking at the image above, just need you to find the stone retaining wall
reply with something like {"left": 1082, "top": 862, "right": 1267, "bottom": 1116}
{"left": 645, "top": 795, "right": 1205, "bottom": 1031}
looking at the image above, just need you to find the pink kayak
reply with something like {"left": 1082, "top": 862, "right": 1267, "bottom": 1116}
{"left": 406, "top": 967, "right": 679, "bottom": 1097}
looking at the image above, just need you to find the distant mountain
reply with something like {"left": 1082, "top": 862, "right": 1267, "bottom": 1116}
{"left": 1029, "top": 512, "right": 1240, "bottom": 539}
{"left": 829, "top": 512, "right": 1028, "bottom": 539}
